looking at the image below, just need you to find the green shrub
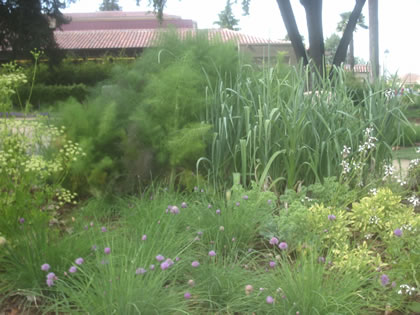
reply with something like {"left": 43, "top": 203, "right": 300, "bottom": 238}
{"left": 55, "top": 30, "right": 248, "bottom": 196}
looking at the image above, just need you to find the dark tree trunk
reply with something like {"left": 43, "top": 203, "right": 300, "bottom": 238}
{"left": 349, "top": 35, "right": 354, "bottom": 71}
{"left": 331, "top": 0, "right": 366, "bottom": 76}
{"left": 300, "top": 0, "right": 325, "bottom": 77}
{"left": 369, "top": 0, "right": 379, "bottom": 81}
{"left": 276, "top": 0, "right": 308, "bottom": 66}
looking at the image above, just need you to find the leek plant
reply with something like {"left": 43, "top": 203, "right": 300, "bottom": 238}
{"left": 201, "top": 61, "right": 408, "bottom": 192}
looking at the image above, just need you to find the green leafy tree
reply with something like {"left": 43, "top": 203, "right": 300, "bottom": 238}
{"left": 324, "top": 33, "right": 340, "bottom": 65}
{"left": 214, "top": 0, "right": 240, "bottom": 31}
{"left": 0, "top": 0, "right": 75, "bottom": 62}
{"left": 99, "top": 0, "right": 122, "bottom": 11}
{"left": 337, "top": 11, "right": 368, "bottom": 71}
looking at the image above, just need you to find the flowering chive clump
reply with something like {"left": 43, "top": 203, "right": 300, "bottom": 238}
{"left": 41, "top": 263, "right": 50, "bottom": 271}
{"left": 142, "top": 234, "right": 147, "bottom": 241}
{"left": 381, "top": 274, "right": 390, "bottom": 286}
{"left": 394, "top": 228, "right": 402, "bottom": 237}
{"left": 328, "top": 214, "right": 336, "bottom": 221}
{"left": 101, "top": 227, "right": 107, "bottom": 232}
{"left": 242, "top": 195, "right": 249, "bottom": 200}
{"left": 184, "top": 292, "right": 191, "bottom": 299}
{"left": 75, "top": 258, "right": 84, "bottom": 265}
{"left": 216, "top": 209, "right": 221, "bottom": 215}
{"left": 156, "top": 255, "right": 165, "bottom": 261}
{"left": 69, "top": 266, "right": 77, "bottom": 273}
{"left": 181, "top": 202, "right": 187, "bottom": 208}
{"left": 269, "top": 237, "right": 279, "bottom": 245}
{"left": 136, "top": 268, "right": 147, "bottom": 275}
{"left": 266, "top": 296, "right": 274, "bottom": 304}
{"left": 46, "top": 272, "right": 57, "bottom": 287}
{"left": 208, "top": 250, "right": 216, "bottom": 257}
{"left": 191, "top": 261, "right": 200, "bottom": 267}
{"left": 104, "top": 247, "right": 111, "bottom": 254}
{"left": 269, "top": 261, "right": 276, "bottom": 268}
{"left": 279, "top": 242, "right": 288, "bottom": 250}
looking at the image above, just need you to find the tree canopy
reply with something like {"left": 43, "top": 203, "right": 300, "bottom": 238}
{"left": 0, "top": 0, "right": 75, "bottom": 62}
{"left": 214, "top": 0, "right": 240, "bottom": 31}
{"left": 100, "top": 0, "right": 122, "bottom": 11}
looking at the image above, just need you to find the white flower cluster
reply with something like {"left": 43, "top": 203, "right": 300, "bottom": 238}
{"left": 408, "top": 195, "right": 420, "bottom": 207}
{"left": 396, "top": 178, "right": 407, "bottom": 186}
{"left": 358, "top": 127, "right": 378, "bottom": 152}
{"left": 409, "top": 158, "right": 420, "bottom": 171}
{"left": 397, "top": 284, "right": 417, "bottom": 295}
{"left": 369, "top": 188, "right": 377, "bottom": 196}
{"left": 341, "top": 145, "right": 351, "bottom": 157}
{"left": 382, "top": 164, "right": 394, "bottom": 181}
{"left": 340, "top": 160, "right": 351, "bottom": 174}
{"left": 369, "top": 215, "right": 380, "bottom": 225}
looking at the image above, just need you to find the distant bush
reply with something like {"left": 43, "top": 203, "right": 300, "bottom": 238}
{"left": 28, "top": 59, "right": 116, "bottom": 86}
{"left": 14, "top": 83, "right": 89, "bottom": 109}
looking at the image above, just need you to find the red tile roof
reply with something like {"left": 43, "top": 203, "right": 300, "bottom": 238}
{"left": 61, "top": 11, "right": 195, "bottom": 31}
{"left": 343, "top": 64, "right": 370, "bottom": 73}
{"left": 54, "top": 28, "right": 288, "bottom": 50}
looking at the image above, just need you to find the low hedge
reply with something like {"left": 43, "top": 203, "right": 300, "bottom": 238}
{"left": 14, "top": 83, "right": 89, "bottom": 109}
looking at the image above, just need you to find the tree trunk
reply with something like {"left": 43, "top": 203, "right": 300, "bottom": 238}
{"left": 369, "top": 0, "right": 379, "bottom": 81}
{"left": 276, "top": 0, "right": 308, "bottom": 66}
{"left": 349, "top": 36, "right": 354, "bottom": 71}
{"left": 300, "top": 0, "right": 325, "bottom": 77}
{"left": 331, "top": 0, "right": 366, "bottom": 76}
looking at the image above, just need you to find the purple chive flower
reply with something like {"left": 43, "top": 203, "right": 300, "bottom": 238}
{"left": 104, "top": 247, "right": 111, "bottom": 254}
{"left": 266, "top": 296, "right": 274, "bottom": 304}
{"left": 156, "top": 255, "right": 165, "bottom": 262}
{"left": 381, "top": 274, "right": 390, "bottom": 286}
{"left": 136, "top": 268, "right": 147, "bottom": 275}
{"left": 19, "top": 218, "right": 25, "bottom": 224}
{"left": 160, "top": 261, "right": 170, "bottom": 270}
{"left": 150, "top": 264, "right": 155, "bottom": 270}
{"left": 75, "top": 258, "right": 84, "bottom": 265}
{"left": 216, "top": 209, "right": 221, "bottom": 215}
{"left": 69, "top": 266, "right": 77, "bottom": 273}
{"left": 41, "top": 264, "right": 50, "bottom": 271}
{"left": 191, "top": 261, "right": 200, "bottom": 267}
{"left": 208, "top": 204, "right": 212, "bottom": 209}
{"left": 181, "top": 202, "right": 187, "bottom": 208}
{"left": 184, "top": 292, "right": 191, "bottom": 299}
{"left": 328, "top": 214, "right": 336, "bottom": 221}
{"left": 391, "top": 281, "right": 396, "bottom": 288}
{"left": 318, "top": 256, "right": 325, "bottom": 263}
{"left": 46, "top": 278, "right": 54, "bottom": 287}
{"left": 268, "top": 199, "right": 272, "bottom": 205}
{"left": 236, "top": 202, "right": 240, "bottom": 207}
{"left": 394, "top": 228, "right": 402, "bottom": 237}
{"left": 142, "top": 234, "right": 147, "bottom": 241}
{"left": 165, "top": 259, "right": 174, "bottom": 267}
{"left": 279, "top": 242, "right": 288, "bottom": 250}
{"left": 175, "top": 257, "right": 180, "bottom": 261}
{"left": 47, "top": 272, "right": 56, "bottom": 280}
{"left": 170, "top": 206, "right": 180, "bottom": 214}
{"left": 269, "top": 237, "right": 279, "bottom": 245}
{"left": 101, "top": 227, "right": 107, "bottom": 232}
{"left": 208, "top": 250, "right": 216, "bottom": 257}
{"left": 197, "top": 231, "right": 203, "bottom": 236}
{"left": 269, "top": 261, "right": 276, "bottom": 268}
{"left": 243, "top": 195, "right": 249, "bottom": 200}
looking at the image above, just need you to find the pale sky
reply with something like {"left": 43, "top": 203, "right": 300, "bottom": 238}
{"left": 63, "top": 0, "right": 420, "bottom": 76}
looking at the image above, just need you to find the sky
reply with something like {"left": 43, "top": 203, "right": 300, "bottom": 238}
{"left": 63, "top": 0, "right": 420, "bottom": 76}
